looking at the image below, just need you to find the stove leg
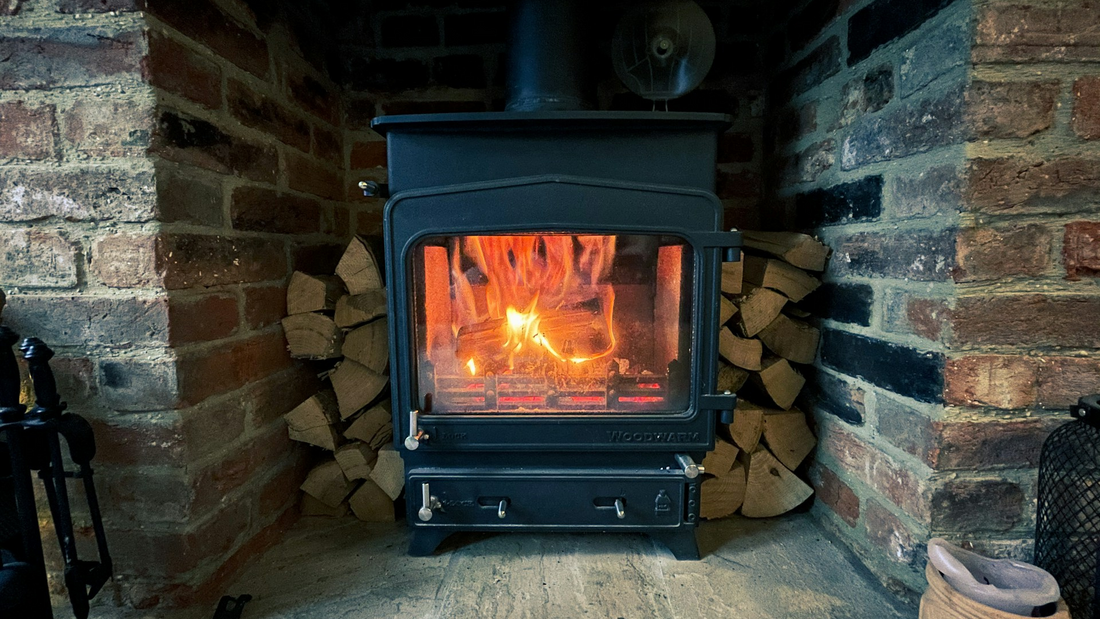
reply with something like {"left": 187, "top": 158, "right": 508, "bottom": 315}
{"left": 651, "top": 529, "right": 701, "bottom": 561}
{"left": 408, "top": 528, "right": 451, "bottom": 557}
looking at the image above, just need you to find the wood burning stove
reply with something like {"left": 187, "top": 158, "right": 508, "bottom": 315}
{"left": 375, "top": 111, "right": 739, "bottom": 559}
{"left": 371, "top": 0, "right": 739, "bottom": 560}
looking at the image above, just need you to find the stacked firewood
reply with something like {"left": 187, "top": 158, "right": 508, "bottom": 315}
{"left": 281, "top": 237, "right": 404, "bottom": 522}
{"left": 699, "top": 231, "right": 829, "bottom": 520}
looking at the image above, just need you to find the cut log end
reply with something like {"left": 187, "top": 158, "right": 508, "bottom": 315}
{"left": 741, "top": 447, "right": 813, "bottom": 518}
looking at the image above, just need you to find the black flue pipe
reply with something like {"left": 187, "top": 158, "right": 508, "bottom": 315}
{"left": 504, "top": 0, "right": 596, "bottom": 112}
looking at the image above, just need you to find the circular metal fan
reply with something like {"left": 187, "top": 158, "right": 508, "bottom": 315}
{"left": 612, "top": 0, "right": 716, "bottom": 103}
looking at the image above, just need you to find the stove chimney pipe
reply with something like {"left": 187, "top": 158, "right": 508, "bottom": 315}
{"left": 504, "top": 0, "right": 596, "bottom": 112}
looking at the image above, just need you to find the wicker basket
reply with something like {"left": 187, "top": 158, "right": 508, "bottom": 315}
{"left": 921, "top": 562, "right": 1072, "bottom": 619}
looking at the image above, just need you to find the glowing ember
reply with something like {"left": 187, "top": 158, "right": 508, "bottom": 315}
{"left": 466, "top": 358, "right": 477, "bottom": 375}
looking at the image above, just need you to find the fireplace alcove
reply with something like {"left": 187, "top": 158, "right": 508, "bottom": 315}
{"left": 0, "top": 0, "right": 1093, "bottom": 612}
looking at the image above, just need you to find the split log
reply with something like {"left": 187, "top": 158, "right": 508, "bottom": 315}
{"left": 741, "top": 447, "right": 813, "bottom": 518}
{"left": 348, "top": 479, "right": 396, "bottom": 522}
{"left": 721, "top": 253, "right": 743, "bottom": 294}
{"left": 284, "top": 391, "right": 341, "bottom": 450}
{"left": 717, "top": 362, "right": 749, "bottom": 393}
{"left": 300, "top": 460, "right": 356, "bottom": 508}
{"left": 282, "top": 313, "right": 343, "bottom": 359}
{"left": 369, "top": 444, "right": 405, "bottom": 501}
{"left": 742, "top": 255, "right": 820, "bottom": 302}
{"left": 301, "top": 493, "right": 349, "bottom": 518}
{"left": 719, "top": 327, "right": 762, "bottom": 371}
{"left": 334, "top": 291, "right": 388, "bottom": 328}
{"left": 737, "top": 286, "right": 787, "bottom": 337}
{"left": 719, "top": 295, "right": 737, "bottom": 326}
{"left": 699, "top": 462, "right": 746, "bottom": 520}
{"left": 334, "top": 442, "right": 378, "bottom": 480}
{"left": 344, "top": 401, "right": 392, "bottom": 447}
{"left": 763, "top": 408, "right": 817, "bottom": 471}
{"left": 336, "top": 236, "right": 383, "bottom": 295}
{"left": 702, "top": 437, "right": 740, "bottom": 476}
{"left": 723, "top": 400, "right": 765, "bottom": 452}
{"left": 757, "top": 313, "right": 820, "bottom": 365}
{"left": 752, "top": 357, "right": 806, "bottom": 410}
{"left": 287, "top": 272, "right": 343, "bottom": 315}
{"left": 331, "top": 360, "right": 388, "bottom": 420}
{"left": 741, "top": 231, "right": 830, "bottom": 272}
{"left": 343, "top": 318, "right": 389, "bottom": 374}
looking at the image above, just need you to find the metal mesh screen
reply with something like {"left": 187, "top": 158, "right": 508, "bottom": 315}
{"left": 1035, "top": 398, "right": 1100, "bottom": 619}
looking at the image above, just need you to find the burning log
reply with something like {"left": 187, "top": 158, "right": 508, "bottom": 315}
{"left": 455, "top": 298, "right": 612, "bottom": 367}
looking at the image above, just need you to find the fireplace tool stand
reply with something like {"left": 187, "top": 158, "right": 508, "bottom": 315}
{"left": 0, "top": 325, "right": 113, "bottom": 619}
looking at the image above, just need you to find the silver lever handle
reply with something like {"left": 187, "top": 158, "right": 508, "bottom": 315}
{"left": 675, "top": 454, "right": 703, "bottom": 479}
{"left": 405, "top": 410, "right": 428, "bottom": 450}
{"left": 418, "top": 482, "right": 441, "bottom": 522}
{"left": 498, "top": 499, "right": 508, "bottom": 519}
{"left": 614, "top": 498, "right": 625, "bottom": 519}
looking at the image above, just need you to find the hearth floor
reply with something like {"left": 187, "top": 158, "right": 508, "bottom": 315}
{"left": 96, "top": 513, "right": 917, "bottom": 619}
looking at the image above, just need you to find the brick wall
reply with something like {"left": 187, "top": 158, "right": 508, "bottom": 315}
{"left": 0, "top": 0, "right": 354, "bottom": 610}
{"left": 767, "top": 0, "right": 1100, "bottom": 597}
{"left": 332, "top": 0, "right": 768, "bottom": 231}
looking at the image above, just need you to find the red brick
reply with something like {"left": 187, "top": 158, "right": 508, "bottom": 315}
{"left": 821, "top": 425, "right": 926, "bottom": 521}
{"left": 99, "top": 356, "right": 179, "bottom": 411}
{"left": 954, "top": 224, "right": 1052, "bottom": 281}
{"left": 58, "top": 0, "right": 142, "bottom": 12}
{"left": 0, "top": 30, "right": 143, "bottom": 90}
{"left": 931, "top": 479, "right": 1025, "bottom": 533}
{"left": 242, "top": 284, "right": 286, "bottom": 330}
{"left": 291, "top": 243, "right": 345, "bottom": 275}
{"left": 350, "top": 140, "right": 386, "bottom": 169}
{"left": 231, "top": 185, "right": 322, "bottom": 234}
{"left": 160, "top": 233, "right": 288, "bottom": 289}
{"left": 311, "top": 124, "right": 341, "bottom": 165}
{"left": 953, "top": 294, "right": 1100, "bottom": 348}
{"left": 1038, "top": 356, "right": 1100, "bottom": 408}
{"left": 108, "top": 501, "right": 251, "bottom": 578}
{"left": 103, "top": 469, "right": 192, "bottom": 525}
{"left": 92, "top": 233, "right": 158, "bottom": 288}
{"left": 90, "top": 414, "right": 186, "bottom": 467}
{"left": 4, "top": 294, "right": 168, "bottom": 348}
{"left": 1073, "top": 77, "right": 1100, "bottom": 139}
{"left": 813, "top": 465, "right": 860, "bottom": 526}
{"left": 783, "top": 139, "right": 834, "bottom": 185}
{"left": 967, "top": 81, "right": 1059, "bottom": 138}
{"left": 227, "top": 79, "right": 310, "bottom": 152}
{"left": 147, "top": 30, "right": 223, "bottom": 110}
{"left": 968, "top": 157, "right": 1100, "bottom": 214}
{"left": 1064, "top": 221, "right": 1100, "bottom": 279}
{"left": 0, "top": 101, "right": 56, "bottom": 160}
{"left": 356, "top": 207, "right": 383, "bottom": 236}
{"left": 256, "top": 457, "right": 311, "bottom": 516}
{"left": 864, "top": 501, "right": 919, "bottom": 565}
{"left": 285, "top": 150, "right": 342, "bottom": 201}
{"left": 718, "top": 133, "right": 754, "bottom": 163}
{"left": 64, "top": 98, "right": 151, "bottom": 157}
{"left": 191, "top": 429, "right": 292, "bottom": 516}
{"left": 285, "top": 62, "right": 338, "bottom": 125}
{"left": 937, "top": 418, "right": 1054, "bottom": 470}
{"left": 907, "top": 298, "right": 949, "bottom": 342}
{"left": 176, "top": 331, "right": 293, "bottom": 406}
{"left": 331, "top": 204, "right": 350, "bottom": 238}
{"left": 0, "top": 165, "right": 156, "bottom": 222}
{"left": 146, "top": 0, "right": 269, "bottom": 78}
{"left": 0, "top": 228, "right": 78, "bottom": 288}
{"left": 944, "top": 355, "right": 1038, "bottom": 409}
{"left": 974, "top": 4, "right": 1100, "bottom": 63}
{"left": 167, "top": 293, "right": 239, "bottom": 344}
{"left": 153, "top": 110, "right": 278, "bottom": 184}
{"left": 154, "top": 162, "right": 224, "bottom": 226}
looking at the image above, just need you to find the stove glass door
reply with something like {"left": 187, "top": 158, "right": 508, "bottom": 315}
{"left": 412, "top": 233, "right": 694, "bottom": 414}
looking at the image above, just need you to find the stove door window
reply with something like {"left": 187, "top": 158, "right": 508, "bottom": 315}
{"left": 413, "top": 234, "right": 693, "bottom": 414}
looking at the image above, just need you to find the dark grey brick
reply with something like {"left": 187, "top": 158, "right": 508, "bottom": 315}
{"left": 899, "top": 19, "right": 968, "bottom": 97}
{"left": 795, "top": 176, "right": 883, "bottom": 228}
{"left": 848, "top": 0, "right": 956, "bottom": 65}
{"left": 841, "top": 83, "right": 966, "bottom": 169}
{"left": 800, "top": 282, "right": 874, "bottom": 326}
{"left": 821, "top": 329, "right": 944, "bottom": 403}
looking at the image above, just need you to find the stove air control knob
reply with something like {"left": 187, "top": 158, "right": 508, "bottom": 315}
{"left": 674, "top": 453, "right": 702, "bottom": 479}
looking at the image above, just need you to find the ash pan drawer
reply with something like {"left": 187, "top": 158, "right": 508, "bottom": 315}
{"left": 408, "top": 474, "right": 692, "bottom": 528}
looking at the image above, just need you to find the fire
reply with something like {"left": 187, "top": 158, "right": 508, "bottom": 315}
{"left": 451, "top": 235, "right": 618, "bottom": 373}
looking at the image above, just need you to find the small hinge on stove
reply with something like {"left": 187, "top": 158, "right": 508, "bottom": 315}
{"left": 694, "top": 230, "right": 742, "bottom": 262}
{"left": 699, "top": 392, "right": 738, "bottom": 425}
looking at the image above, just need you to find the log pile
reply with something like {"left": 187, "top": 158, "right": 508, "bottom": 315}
{"left": 700, "top": 231, "right": 829, "bottom": 520}
{"left": 282, "top": 237, "right": 402, "bottom": 522}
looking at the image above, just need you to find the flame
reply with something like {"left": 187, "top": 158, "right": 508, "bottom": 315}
{"left": 451, "top": 235, "right": 618, "bottom": 372}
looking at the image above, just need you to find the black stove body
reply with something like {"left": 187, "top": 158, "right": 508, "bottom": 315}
{"left": 375, "top": 111, "right": 740, "bottom": 559}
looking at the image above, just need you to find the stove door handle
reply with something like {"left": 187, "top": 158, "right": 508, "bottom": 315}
{"left": 418, "top": 482, "right": 441, "bottom": 522}
{"left": 405, "top": 410, "right": 428, "bottom": 450}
